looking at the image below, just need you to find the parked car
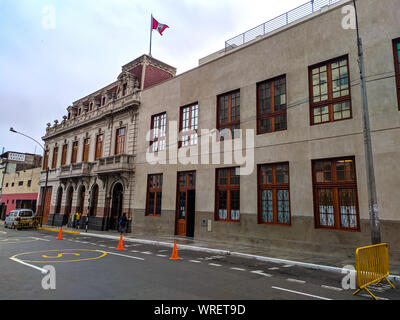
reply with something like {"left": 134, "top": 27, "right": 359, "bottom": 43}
{"left": 4, "top": 209, "right": 37, "bottom": 229}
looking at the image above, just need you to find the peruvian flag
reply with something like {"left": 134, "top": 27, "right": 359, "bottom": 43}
{"left": 152, "top": 15, "right": 169, "bottom": 35}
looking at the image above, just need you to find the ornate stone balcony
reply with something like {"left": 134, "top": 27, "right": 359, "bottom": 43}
{"left": 44, "top": 91, "right": 140, "bottom": 139}
{"left": 59, "top": 162, "right": 96, "bottom": 179}
{"left": 95, "top": 154, "right": 135, "bottom": 175}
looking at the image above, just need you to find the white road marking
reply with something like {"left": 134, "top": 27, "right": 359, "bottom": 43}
{"left": 32, "top": 237, "right": 50, "bottom": 242}
{"left": 189, "top": 260, "right": 201, "bottom": 263}
{"left": 268, "top": 267, "right": 279, "bottom": 271}
{"left": 287, "top": 278, "right": 306, "bottom": 284}
{"left": 101, "top": 251, "right": 144, "bottom": 261}
{"left": 157, "top": 254, "right": 167, "bottom": 257}
{"left": 158, "top": 249, "right": 168, "bottom": 253}
{"left": 130, "top": 250, "right": 139, "bottom": 253}
{"left": 10, "top": 257, "right": 49, "bottom": 274}
{"left": 283, "top": 264, "right": 294, "bottom": 268}
{"left": 230, "top": 267, "right": 246, "bottom": 271}
{"left": 321, "top": 285, "right": 343, "bottom": 292}
{"left": 208, "top": 263, "right": 222, "bottom": 267}
{"left": 141, "top": 251, "right": 153, "bottom": 255}
{"left": 251, "top": 270, "right": 272, "bottom": 277}
{"left": 272, "top": 286, "right": 332, "bottom": 300}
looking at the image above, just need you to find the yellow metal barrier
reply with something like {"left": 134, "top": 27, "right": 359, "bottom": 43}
{"left": 353, "top": 243, "right": 395, "bottom": 300}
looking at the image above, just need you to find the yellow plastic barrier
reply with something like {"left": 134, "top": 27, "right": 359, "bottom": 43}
{"left": 353, "top": 243, "right": 395, "bottom": 300}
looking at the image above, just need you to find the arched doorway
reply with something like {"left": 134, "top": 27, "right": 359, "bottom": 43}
{"left": 109, "top": 183, "right": 123, "bottom": 231}
{"left": 54, "top": 186, "right": 63, "bottom": 226}
{"left": 89, "top": 184, "right": 99, "bottom": 217}
{"left": 77, "top": 185, "right": 86, "bottom": 215}
{"left": 64, "top": 186, "right": 74, "bottom": 226}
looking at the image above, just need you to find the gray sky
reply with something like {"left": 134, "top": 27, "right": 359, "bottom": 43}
{"left": 0, "top": 0, "right": 307, "bottom": 155}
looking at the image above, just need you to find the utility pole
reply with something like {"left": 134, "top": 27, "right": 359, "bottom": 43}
{"left": 353, "top": 0, "right": 381, "bottom": 244}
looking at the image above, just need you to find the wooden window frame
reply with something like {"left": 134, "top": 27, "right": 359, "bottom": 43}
{"left": 146, "top": 174, "right": 163, "bottom": 216}
{"left": 215, "top": 167, "right": 240, "bottom": 223}
{"left": 95, "top": 134, "right": 104, "bottom": 160}
{"left": 309, "top": 55, "right": 352, "bottom": 125}
{"left": 42, "top": 150, "right": 49, "bottom": 170}
{"left": 179, "top": 103, "right": 199, "bottom": 148}
{"left": 61, "top": 144, "right": 68, "bottom": 166}
{"left": 217, "top": 90, "right": 240, "bottom": 141}
{"left": 393, "top": 38, "right": 400, "bottom": 110}
{"left": 51, "top": 147, "right": 58, "bottom": 169}
{"left": 312, "top": 156, "right": 360, "bottom": 231}
{"left": 150, "top": 112, "right": 167, "bottom": 152}
{"left": 82, "top": 138, "right": 90, "bottom": 162}
{"left": 71, "top": 141, "right": 78, "bottom": 164}
{"left": 257, "top": 75, "right": 287, "bottom": 134}
{"left": 115, "top": 127, "right": 126, "bottom": 155}
{"left": 257, "top": 162, "right": 291, "bottom": 226}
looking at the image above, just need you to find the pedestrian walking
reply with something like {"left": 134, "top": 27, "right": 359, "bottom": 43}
{"left": 85, "top": 214, "right": 89, "bottom": 233}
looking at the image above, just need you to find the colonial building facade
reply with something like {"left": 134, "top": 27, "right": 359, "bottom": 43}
{"left": 40, "top": 0, "right": 400, "bottom": 255}
{"left": 39, "top": 55, "right": 176, "bottom": 230}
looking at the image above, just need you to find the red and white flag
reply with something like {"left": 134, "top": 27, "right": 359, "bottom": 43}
{"left": 152, "top": 15, "right": 169, "bottom": 35}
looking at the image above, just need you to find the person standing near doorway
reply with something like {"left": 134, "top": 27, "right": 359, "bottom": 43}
{"left": 75, "top": 212, "right": 81, "bottom": 229}
{"left": 119, "top": 213, "right": 128, "bottom": 234}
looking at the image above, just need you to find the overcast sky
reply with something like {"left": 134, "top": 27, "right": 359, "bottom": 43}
{"left": 0, "top": 0, "right": 308, "bottom": 155}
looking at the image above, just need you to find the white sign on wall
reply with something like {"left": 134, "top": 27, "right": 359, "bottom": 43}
{"left": 8, "top": 153, "right": 26, "bottom": 162}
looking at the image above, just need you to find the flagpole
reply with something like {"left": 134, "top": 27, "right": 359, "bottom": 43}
{"left": 149, "top": 14, "right": 153, "bottom": 56}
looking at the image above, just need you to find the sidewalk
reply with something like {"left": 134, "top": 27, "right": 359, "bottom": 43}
{"left": 36, "top": 223, "right": 400, "bottom": 281}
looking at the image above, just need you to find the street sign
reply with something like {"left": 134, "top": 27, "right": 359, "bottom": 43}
{"left": 8, "top": 153, "right": 26, "bottom": 162}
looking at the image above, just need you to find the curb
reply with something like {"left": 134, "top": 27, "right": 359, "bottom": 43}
{"left": 40, "top": 228, "right": 400, "bottom": 283}
{"left": 38, "top": 227, "right": 81, "bottom": 235}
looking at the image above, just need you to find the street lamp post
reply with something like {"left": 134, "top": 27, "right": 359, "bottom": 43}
{"left": 352, "top": 0, "right": 381, "bottom": 244}
{"left": 10, "top": 127, "right": 48, "bottom": 227}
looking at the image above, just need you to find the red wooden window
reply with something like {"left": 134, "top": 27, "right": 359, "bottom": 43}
{"left": 179, "top": 103, "right": 199, "bottom": 147}
{"left": 42, "top": 150, "right": 49, "bottom": 170}
{"left": 312, "top": 157, "right": 360, "bottom": 231}
{"left": 71, "top": 141, "right": 78, "bottom": 164}
{"left": 393, "top": 38, "right": 400, "bottom": 110}
{"left": 217, "top": 90, "right": 240, "bottom": 140}
{"left": 95, "top": 134, "right": 103, "bottom": 160}
{"left": 150, "top": 113, "right": 167, "bottom": 152}
{"left": 146, "top": 174, "right": 163, "bottom": 216}
{"left": 215, "top": 167, "right": 240, "bottom": 222}
{"left": 309, "top": 56, "right": 352, "bottom": 125}
{"left": 257, "top": 76, "right": 287, "bottom": 134}
{"left": 51, "top": 147, "right": 58, "bottom": 169}
{"left": 258, "top": 163, "right": 290, "bottom": 225}
{"left": 115, "top": 127, "right": 126, "bottom": 155}
{"left": 61, "top": 144, "right": 68, "bottom": 166}
{"left": 82, "top": 138, "right": 90, "bottom": 162}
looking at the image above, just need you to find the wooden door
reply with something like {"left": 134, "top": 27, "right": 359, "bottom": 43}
{"left": 42, "top": 187, "right": 52, "bottom": 225}
{"left": 175, "top": 172, "right": 196, "bottom": 237}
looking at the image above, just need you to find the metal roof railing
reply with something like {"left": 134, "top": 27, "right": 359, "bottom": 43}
{"left": 225, "top": 0, "right": 342, "bottom": 51}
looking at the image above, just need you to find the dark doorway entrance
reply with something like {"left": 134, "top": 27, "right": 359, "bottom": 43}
{"left": 175, "top": 171, "right": 196, "bottom": 237}
{"left": 63, "top": 187, "right": 73, "bottom": 226}
{"left": 90, "top": 184, "right": 99, "bottom": 217}
{"left": 110, "top": 183, "right": 123, "bottom": 231}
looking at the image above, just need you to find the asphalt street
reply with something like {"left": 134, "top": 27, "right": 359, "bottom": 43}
{"left": 1, "top": 226, "right": 399, "bottom": 301}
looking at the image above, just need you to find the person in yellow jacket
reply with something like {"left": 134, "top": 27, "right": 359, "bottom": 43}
{"left": 75, "top": 212, "right": 81, "bottom": 229}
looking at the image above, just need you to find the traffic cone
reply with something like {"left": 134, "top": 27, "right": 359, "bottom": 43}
{"left": 117, "top": 234, "right": 125, "bottom": 251}
{"left": 57, "top": 227, "right": 63, "bottom": 240}
{"left": 169, "top": 241, "right": 181, "bottom": 260}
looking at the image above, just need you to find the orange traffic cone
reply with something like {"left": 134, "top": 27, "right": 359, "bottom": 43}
{"left": 57, "top": 227, "right": 63, "bottom": 240}
{"left": 169, "top": 241, "right": 181, "bottom": 260}
{"left": 117, "top": 234, "right": 125, "bottom": 251}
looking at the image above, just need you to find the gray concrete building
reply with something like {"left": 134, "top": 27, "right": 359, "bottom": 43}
{"left": 39, "top": 0, "right": 400, "bottom": 256}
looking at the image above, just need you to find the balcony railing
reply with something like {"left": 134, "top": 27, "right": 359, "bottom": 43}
{"left": 95, "top": 154, "right": 135, "bottom": 174}
{"left": 225, "top": 0, "right": 342, "bottom": 51}
{"left": 59, "top": 162, "right": 95, "bottom": 178}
